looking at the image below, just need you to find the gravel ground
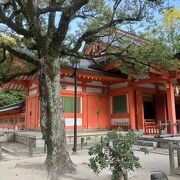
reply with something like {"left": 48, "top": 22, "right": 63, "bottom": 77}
{"left": 0, "top": 143, "right": 180, "bottom": 180}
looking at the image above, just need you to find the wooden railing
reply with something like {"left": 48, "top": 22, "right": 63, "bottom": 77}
{"left": 144, "top": 122, "right": 159, "bottom": 135}
{"left": 144, "top": 121, "right": 180, "bottom": 135}
{"left": 113, "top": 122, "right": 130, "bottom": 131}
{"left": 0, "top": 113, "right": 25, "bottom": 130}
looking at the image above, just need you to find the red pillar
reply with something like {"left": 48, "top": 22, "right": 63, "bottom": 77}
{"left": 128, "top": 88, "right": 136, "bottom": 130}
{"left": 25, "top": 88, "right": 29, "bottom": 129}
{"left": 136, "top": 90, "right": 144, "bottom": 130}
{"left": 82, "top": 82, "right": 88, "bottom": 129}
{"left": 167, "top": 82, "right": 177, "bottom": 134}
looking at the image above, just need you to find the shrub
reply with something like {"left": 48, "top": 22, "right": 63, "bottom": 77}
{"left": 88, "top": 129, "right": 148, "bottom": 180}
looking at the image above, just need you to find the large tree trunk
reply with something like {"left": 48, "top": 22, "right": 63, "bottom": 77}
{"left": 39, "top": 57, "right": 75, "bottom": 177}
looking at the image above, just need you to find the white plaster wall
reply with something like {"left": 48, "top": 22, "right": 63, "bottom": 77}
{"left": 139, "top": 84, "right": 155, "bottom": 89}
{"left": 62, "top": 77, "right": 82, "bottom": 84}
{"left": 61, "top": 85, "right": 82, "bottom": 91}
{"left": 111, "top": 118, "right": 129, "bottom": 125}
{"left": 29, "top": 89, "right": 38, "bottom": 96}
{"left": 61, "top": 77, "right": 73, "bottom": 83}
{"left": 30, "top": 83, "right": 38, "bottom": 89}
{"left": 159, "top": 86, "right": 166, "bottom": 91}
{"left": 65, "top": 118, "right": 82, "bottom": 126}
{"left": 110, "top": 82, "right": 128, "bottom": 89}
{"left": 86, "top": 87, "right": 102, "bottom": 93}
{"left": 86, "top": 81, "right": 104, "bottom": 86}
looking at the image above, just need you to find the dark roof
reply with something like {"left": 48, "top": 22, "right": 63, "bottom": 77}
{"left": 0, "top": 102, "right": 25, "bottom": 113}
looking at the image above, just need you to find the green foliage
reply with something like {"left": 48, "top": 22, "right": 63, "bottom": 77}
{"left": 0, "top": 88, "right": 25, "bottom": 107}
{"left": 0, "top": 35, "right": 16, "bottom": 46}
{"left": 88, "top": 129, "right": 148, "bottom": 179}
{"left": 0, "top": 0, "right": 174, "bottom": 80}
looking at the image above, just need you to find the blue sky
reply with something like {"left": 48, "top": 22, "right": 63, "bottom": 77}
{"left": 169, "top": 0, "right": 180, "bottom": 9}
{"left": 68, "top": 0, "right": 180, "bottom": 35}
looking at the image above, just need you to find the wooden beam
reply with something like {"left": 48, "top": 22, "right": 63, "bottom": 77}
{"left": 170, "top": 72, "right": 180, "bottom": 79}
{"left": 133, "top": 76, "right": 164, "bottom": 87}
{"left": 61, "top": 67, "right": 125, "bottom": 83}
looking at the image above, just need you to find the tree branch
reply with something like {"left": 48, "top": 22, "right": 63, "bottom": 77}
{"left": 63, "top": 48, "right": 161, "bottom": 72}
{"left": 0, "top": 44, "right": 40, "bottom": 67}
{"left": 37, "top": 0, "right": 66, "bottom": 14}
{"left": 38, "top": 5, "right": 63, "bottom": 15}
{"left": 47, "top": 0, "right": 56, "bottom": 40}
{"left": 0, "top": 9, "right": 32, "bottom": 37}
{"left": 72, "top": 16, "right": 142, "bottom": 52}
{"left": 0, "top": 67, "right": 38, "bottom": 84}
{"left": 49, "top": 0, "right": 89, "bottom": 52}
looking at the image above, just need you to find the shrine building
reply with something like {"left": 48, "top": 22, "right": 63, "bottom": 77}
{"left": 0, "top": 31, "right": 180, "bottom": 135}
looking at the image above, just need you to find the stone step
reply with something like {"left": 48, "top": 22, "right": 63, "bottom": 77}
{"left": 0, "top": 132, "right": 14, "bottom": 143}
{"left": 15, "top": 132, "right": 106, "bottom": 148}
{"left": 2, "top": 147, "right": 15, "bottom": 154}
{"left": 137, "top": 140, "right": 158, "bottom": 148}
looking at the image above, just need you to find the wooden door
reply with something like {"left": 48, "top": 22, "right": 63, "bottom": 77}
{"left": 97, "top": 96, "right": 109, "bottom": 129}
{"left": 26, "top": 95, "right": 39, "bottom": 129}
{"left": 87, "top": 95, "right": 109, "bottom": 129}
{"left": 87, "top": 95, "right": 98, "bottom": 129}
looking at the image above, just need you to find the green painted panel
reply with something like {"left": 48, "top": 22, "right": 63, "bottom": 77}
{"left": 10, "top": 118, "right": 14, "bottom": 124}
{"left": 113, "top": 95, "right": 127, "bottom": 113}
{"left": 62, "top": 97, "right": 80, "bottom": 113}
{"left": 20, "top": 117, "right": 25, "bottom": 122}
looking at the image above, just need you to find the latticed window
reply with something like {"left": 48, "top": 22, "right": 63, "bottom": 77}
{"left": 10, "top": 118, "right": 14, "bottom": 124}
{"left": 4, "top": 119, "right": 8, "bottom": 123}
{"left": 113, "top": 95, "right": 127, "bottom": 113}
{"left": 20, "top": 117, "right": 25, "bottom": 123}
{"left": 62, "top": 96, "right": 80, "bottom": 113}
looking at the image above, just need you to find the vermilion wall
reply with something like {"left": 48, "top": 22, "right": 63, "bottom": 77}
{"left": 24, "top": 76, "right": 170, "bottom": 132}
{"left": 25, "top": 79, "right": 110, "bottom": 130}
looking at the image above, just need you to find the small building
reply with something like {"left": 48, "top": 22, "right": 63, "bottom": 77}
{"left": 0, "top": 32, "right": 180, "bottom": 135}
{"left": 0, "top": 102, "right": 25, "bottom": 129}
{"left": 0, "top": 62, "right": 180, "bottom": 135}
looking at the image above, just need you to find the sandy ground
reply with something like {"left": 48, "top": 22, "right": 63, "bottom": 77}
{"left": 0, "top": 149, "right": 180, "bottom": 180}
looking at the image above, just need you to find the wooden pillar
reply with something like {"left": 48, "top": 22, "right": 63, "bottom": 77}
{"left": 167, "top": 82, "right": 177, "bottom": 134}
{"left": 128, "top": 88, "right": 136, "bottom": 130}
{"left": 107, "top": 84, "right": 111, "bottom": 129}
{"left": 155, "top": 84, "right": 159, "bottom": 124}
{"left": 25, "top": 94, "right": 29, "bottom": 129}
{"left": 136, "top": 90, "right": 144, "bottom": 130}
{"left": 82, "top": 82, "right": 88, "bottom": 129}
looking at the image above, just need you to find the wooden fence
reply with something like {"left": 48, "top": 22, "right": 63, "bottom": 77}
{"left": 144, "top": 121, "right": 180, "bottom": 135}
{"left": 0, "top": 113, "right": 25, "bottom": 130}
{"left": 144, "top": 122, "right": 160, "bottom": 135}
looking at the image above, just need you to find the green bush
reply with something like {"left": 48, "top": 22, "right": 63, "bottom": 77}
{"left": 88, "top": 129, "right": 148, "bottom": 180}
